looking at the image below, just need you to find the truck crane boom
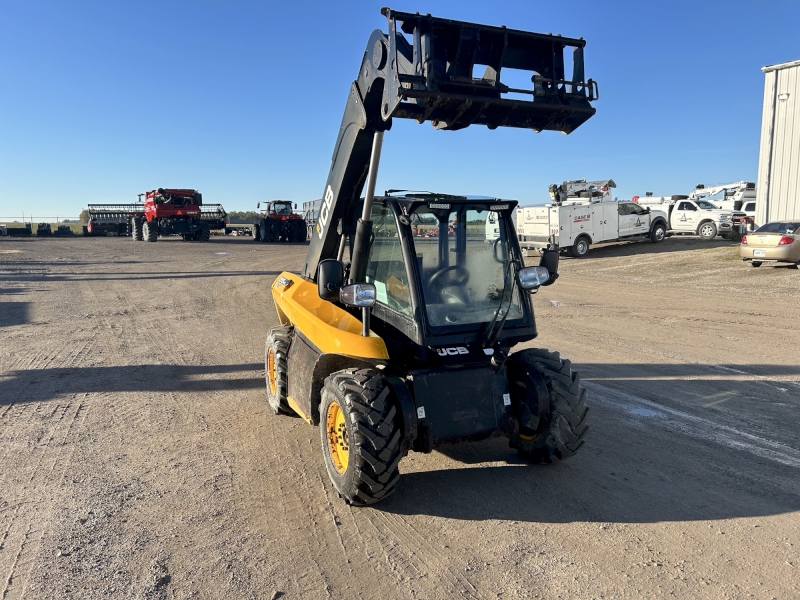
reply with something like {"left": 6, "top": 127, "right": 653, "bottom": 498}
{"left": 303, "top": 8, "right": 599, "bottom": 280}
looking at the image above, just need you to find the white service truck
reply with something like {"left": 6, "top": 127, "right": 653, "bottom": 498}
{"left": 634, "top": 193, "right": 740, "bottom": 240}
{"left": 516, "top": 179, "right": 668, "bottom": 257}
{"left": 691, "top": 181, "right": 757, "bottom": 230}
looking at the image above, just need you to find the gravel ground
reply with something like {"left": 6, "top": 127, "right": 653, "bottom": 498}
{"left": 0, "top": 234, "right": 798, "bottom": 599}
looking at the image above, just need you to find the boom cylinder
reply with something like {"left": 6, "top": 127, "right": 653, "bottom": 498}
{"left": 349, "top": 131, "right": 384, "bottom": 283}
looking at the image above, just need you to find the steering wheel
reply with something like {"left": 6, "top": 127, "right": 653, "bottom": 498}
{"left": 428, "top": 265, "right": 470, "bottom": 294}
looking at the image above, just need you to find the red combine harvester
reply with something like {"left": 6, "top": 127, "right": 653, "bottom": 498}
{"left": 134, "top": 188, "right": 209, "bottom": 242}
{"left": 86, "top": 189, "right": 227, "bottom": 241}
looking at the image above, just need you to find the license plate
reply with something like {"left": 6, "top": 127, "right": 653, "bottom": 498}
{"left": 753, "top": 249, "right": 766, "bottom": 257}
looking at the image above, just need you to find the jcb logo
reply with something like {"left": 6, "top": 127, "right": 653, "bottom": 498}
{"left": 317, "top": 185, "right": 334, "bottom": 239}
{"left": 436, "top": 346, "right": 469, "bottom": 357}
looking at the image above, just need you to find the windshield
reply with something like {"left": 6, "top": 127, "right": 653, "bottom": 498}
{"left": 755, "top": 222, "right": 800, "bottom": 234}
{"left": 273, "top": 202, "right": 293, "bottom": 216}
{"left": 695, "top": 200, "right": 719, "bottom": 210}
{"left": 409, "top": 205, "right": 523, "bottom": 329}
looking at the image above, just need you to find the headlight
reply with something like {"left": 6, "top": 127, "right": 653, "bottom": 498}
{"left": 340, "top": 283, "right": 377, "bottom": 307}
{"left": 721, "top": 215, "right": 732, "bottom": 221}
{"left": 518, "top": 266, "right": 550, "bottom": 290}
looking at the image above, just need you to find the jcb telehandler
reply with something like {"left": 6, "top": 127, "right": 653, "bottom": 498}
{"left": 266, "top": 8, "right": 597, "bottom": 505}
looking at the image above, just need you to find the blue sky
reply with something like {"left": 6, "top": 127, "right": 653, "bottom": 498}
{"left": 1, "top": 0, "right": 798, "bottom": 218}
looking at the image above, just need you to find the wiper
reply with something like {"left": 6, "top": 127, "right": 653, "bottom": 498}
{"left": 482, "top": 257, "right": 518, "bottom": 348}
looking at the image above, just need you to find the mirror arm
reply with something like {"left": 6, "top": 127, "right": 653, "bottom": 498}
{"left": 362, "top": 306, "right": 371, "bottom": 337}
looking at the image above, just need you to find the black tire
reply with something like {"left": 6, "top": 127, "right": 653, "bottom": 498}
{"left": 569, "top": 236, "right": 590, "bottom": 258}
{"left": 264, "top": 220, "right": 278, "bottom": 243}
{"left": 284, "top": 221, "right": 296, "bottom": 242}
{"left": 131, "top": 218, "right": 143, "bottom": 241}
{"left": 506, "top": 348, "right": 589, "bottom": 463}
{"left": 671, "top": 194, "right": 689, "bottom": 200}
{"left": 698, "top": 221, "right": 717, "bottom": 240}
{"left": 143, "top": 220, "right": 158, "bottom": 242}
{"left": 290, "top": 220, "right": 302, "bottom": 242}
{"left": 196, "top": 223, "right": 210, "bottom": 242}
{"left": 650, "top": 223, "right": 666, "bottom": 243}
{"left": 751, "top": 261, "right": 762, "bottom": 268}
{"left": 252, "top": 224, "right": 260, "bottom": 242}
{"left": 319, "top": 368, "right": 404, "bottom": 506}
{"left": 265, "top": 326, "right": 293, "bottom": 416}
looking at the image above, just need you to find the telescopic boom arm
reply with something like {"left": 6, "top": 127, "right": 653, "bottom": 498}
{"left": 302, "top": 8, "right": 599, "bottom": 280}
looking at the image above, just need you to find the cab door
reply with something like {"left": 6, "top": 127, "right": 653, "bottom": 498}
{"left": 673, "top": 201, "right": 697, "bottom": 231}
{"left": 618, "top": 202, "right": 633, "bottom": 236}
{"left": 629, "top": 203, "right": 651, "bottom": 236}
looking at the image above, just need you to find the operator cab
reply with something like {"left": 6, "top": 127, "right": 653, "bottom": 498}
{"left": 334, "top": 192, "right": 557, "bottom": 352}
{"left": 271, "top": 201, "right": 294, "bottom": 216}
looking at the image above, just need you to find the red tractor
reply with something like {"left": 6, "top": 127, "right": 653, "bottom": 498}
{"left": 132, "top": 188, "right": 212, "bottom": 242}
{"left": 252, "top": 201, "right": 307, "bottom": 243}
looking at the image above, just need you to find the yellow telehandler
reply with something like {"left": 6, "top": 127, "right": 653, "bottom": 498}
{"left": 266, "top": 8, "right": 597, "bottom": 504}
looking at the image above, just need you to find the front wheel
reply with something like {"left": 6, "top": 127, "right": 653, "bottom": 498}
{"left": 252, "top": 224, "right": 260, "bottom": 242}
{"left": 320, "top": 368, "right": 404, "bottom": 506}
{"left": 698, "top": 221, "right": 717, "bottom": 240}
{"left": 506, "top": 348, "right": 589, "bottom": 463}
{"left": 650, "top": 223, "right": 666, "bottom": 243}
{"left": 195, "top": 223, "right": 210, "bottom": 242}
{"left": 143, "top": 220, "right": 158, "bottom": 242}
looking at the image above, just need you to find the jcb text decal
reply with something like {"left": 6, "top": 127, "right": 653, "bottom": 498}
{"left": 436, "top": 346, "right": 469, "bottom": 357}
{"left": 317, "top": 185, "right": 334, "bottom": 239}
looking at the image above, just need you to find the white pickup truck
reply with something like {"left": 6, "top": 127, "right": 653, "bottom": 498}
{"left": 634, "top": 195, "right": 738, "bottom": 240}
{"left": 515, "top": 180, "right": 668, "bottom": 257}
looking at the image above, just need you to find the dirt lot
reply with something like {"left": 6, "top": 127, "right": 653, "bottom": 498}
{"left": 1, "top": 235, "right": 798, "bottom": 599}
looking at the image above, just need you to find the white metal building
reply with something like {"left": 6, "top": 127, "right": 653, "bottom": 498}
{"left": 756, "top": 59, "right": 800, "bottom": 225}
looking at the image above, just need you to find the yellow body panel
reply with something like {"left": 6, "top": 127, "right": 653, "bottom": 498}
{"left": 271, "top": 272, "right": 389, "bottom": 360}
{"left": 287, "top": 396, "right": 313, "bottom": 424}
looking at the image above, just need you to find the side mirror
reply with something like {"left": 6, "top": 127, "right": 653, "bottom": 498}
{"left": 294, "top": 203, "right": 298, "bottom": 209}
{"left": 538, "top": 248, "right": 559, "bottom": 286}
{"left": 257, "top": 202, "right": 261, "bottom": 208}
{"left": 317, "top": 259, "right": 344, "bottom": 301}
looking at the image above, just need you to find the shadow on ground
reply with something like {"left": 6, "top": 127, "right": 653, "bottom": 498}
{"left": 0, "top": 270, "right": 284, "bottom": 282}
{"left": 1, "top": 363, "right": 264, "bottom": 403}
{"left": 0, "top": 302, "right": 30, "bottom": 326}
{"left": 377, "top": 362, "right": 800, "bottom": 524}
{"left": 549, "top": 237, "right": 738, "bottom": 259}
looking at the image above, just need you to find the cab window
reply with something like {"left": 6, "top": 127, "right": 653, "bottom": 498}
{"left": 677, "top": 202, "right": 696, "bottom": 211}
{"left": 364, "top": 204, "right": 412, "bottom": 317}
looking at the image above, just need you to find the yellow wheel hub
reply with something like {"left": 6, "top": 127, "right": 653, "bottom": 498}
{"left": 326, "top": 401, "right": 349, "bottom": 474}
{"left": 267, "top": 347, "right": 277, "bottom": 396}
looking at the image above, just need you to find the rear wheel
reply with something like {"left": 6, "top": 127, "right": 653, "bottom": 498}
{"left": 143, "top": 220, "right": 158, "bottom": 242}
{"left": 698, "top": 221, "right": 717, "bottom": 240}
{"left": 320, "top": 368, "right": 404, "bottom": 505}
{"left": 506, "top": 348, "right": 589, "bottom": 463}
{"left": 569, "top": 237, "right": 590, "bottom": 258}
{"left": 265, "top": 326, "right": 293, "bottom": 415}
